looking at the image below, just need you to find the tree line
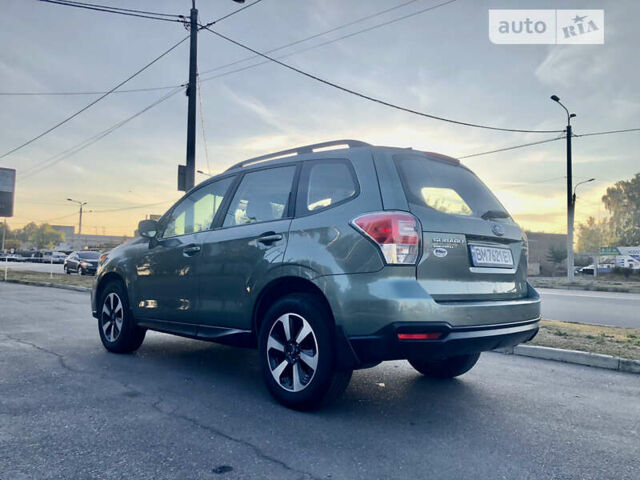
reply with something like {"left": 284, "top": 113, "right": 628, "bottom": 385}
{"left": 0, "top": 222, "right": 65, "bottom": 251}
{"left": 576, "top": 172, "right": 640, "bottom": 253}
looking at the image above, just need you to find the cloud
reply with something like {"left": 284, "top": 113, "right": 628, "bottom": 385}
{"left": 535, "top": 46, "right": 613, "bottom": 88}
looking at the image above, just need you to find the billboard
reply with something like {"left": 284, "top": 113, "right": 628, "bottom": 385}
{"left": 0, "top": 168, "right": 16, "bottom": 217}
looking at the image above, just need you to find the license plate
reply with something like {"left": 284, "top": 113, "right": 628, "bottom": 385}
{"left": 469, "top": 245, "right": 514, "bottom": 268}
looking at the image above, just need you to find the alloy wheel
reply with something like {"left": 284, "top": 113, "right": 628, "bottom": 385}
{"left": 101, "top": 292, "right": 124, "bottom": 342}
{"left": 266, "top": 313, "right": 319, "bottom": 392}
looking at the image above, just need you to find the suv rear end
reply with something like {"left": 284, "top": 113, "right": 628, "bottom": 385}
{"left": 300, "top": 146, "right": 540, "bottom": 369}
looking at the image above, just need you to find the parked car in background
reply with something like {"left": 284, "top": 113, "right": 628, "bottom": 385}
{"left": 41, "top": 251, "right": 66, "bottom": 264}
{"left": 64, "top": 251, "right": 100, "bottom": 275}
{"left": 0, "top": 253, "right": 26, "bottom": 262}
{"left": 91, "top": 140, "right": 540, "bottom": 410}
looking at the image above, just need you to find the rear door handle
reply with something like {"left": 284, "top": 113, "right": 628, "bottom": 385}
{"left": 182, "top": 244, "right": 201, "bottom": 256}
{"left": 257, "top": 233, "right": 283, "bottom": 245}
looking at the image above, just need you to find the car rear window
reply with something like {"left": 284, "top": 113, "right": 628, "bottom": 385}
{"left": 394, "top": 153, "right": 512, "bottom": 221}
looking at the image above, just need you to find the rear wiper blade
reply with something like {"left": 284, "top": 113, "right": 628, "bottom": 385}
{"left": 481, "top": 209, "right": 510, "bottom": 220}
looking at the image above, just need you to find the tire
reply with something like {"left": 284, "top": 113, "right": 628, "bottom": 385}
{"left": 408, "top": 353, "right": 481, "bottom": 379}
{"left": 78, "top": 266, "right": 84, "bottom": 276}
{"left": 98, "top": 280, "right": 146, "bottom": 354}
{"left": 258, "top": 293, "right": 352, "bottom": 411}
{"left": 64, "top": 265, "right": 70, "bottom": 275}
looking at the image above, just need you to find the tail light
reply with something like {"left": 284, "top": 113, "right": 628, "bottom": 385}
{"left": 352, "top": 211, "right": 420, "bottom": 265}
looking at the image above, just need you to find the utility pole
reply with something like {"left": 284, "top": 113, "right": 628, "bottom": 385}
{"left": 1, "top": 218, "right": 6, "bottom": 253}
{"left": 182, "top": 0, "right": 198, "bottom": 192}
{"left": 67, "top": 198, "right": 87, "bottom": 235}
{"left": 566, "top": 122, "right": 573, "bottom": 279}
{"left": 550, "top": 95, "right": 577, "bottom": 279}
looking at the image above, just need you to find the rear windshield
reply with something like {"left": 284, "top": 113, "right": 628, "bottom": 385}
{"left": 78, "top": 252, "right": 100, "bottom": 259}
{"left": 394, "top": 154, "right": 512, "bottom": 222}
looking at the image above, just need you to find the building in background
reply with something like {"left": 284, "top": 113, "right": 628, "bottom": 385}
{"left": 52, "top": 224, "right": 131, "bottom": 250}
{"left": 51, "top": 224, "right": 74, "bottom": 239}
{"left": 525, "top": 231, "right": 568, "bottom": 276}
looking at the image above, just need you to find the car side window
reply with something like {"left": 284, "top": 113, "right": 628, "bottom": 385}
{"left": 223, "top": 166, "right": 296, "bottom": 227}
{"left": 299, "top": 160, "right": 357, "bottom": 213}
{"left": 162, "top": 176, "right": 233, "bottom": 238}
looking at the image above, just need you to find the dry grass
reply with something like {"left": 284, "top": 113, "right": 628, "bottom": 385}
{"left": 530, "top": 276, "right": 640, "bottom": 293}
{"left": 2, "top": 270, "right": 93, "bottom": 288}
{"left": 531, "top": 320, "right": 640, "bottom": 360}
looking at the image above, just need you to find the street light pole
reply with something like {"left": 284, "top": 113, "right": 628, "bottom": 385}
{"left": 551, "top": 95, "right": 577, "bottom": 279}
{"left": 67, "top": 198, "right": 87, "bottom": 235}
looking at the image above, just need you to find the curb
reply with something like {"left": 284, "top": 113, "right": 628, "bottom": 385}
{"left": 1, "top": 279, "right": 91, "bottom": 293}
{"left": 496, "top": 344, "right": 640, "bottom": 374}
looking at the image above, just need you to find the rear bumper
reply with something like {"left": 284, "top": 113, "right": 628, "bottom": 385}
{"left": 317, "top": 269, "right": 541, "bottom": 369}
{"left": 317, "top": 269, "right": 541, "bottom": 336}
{"left": 337, "top": 319, "right": 538, "bottom": 368}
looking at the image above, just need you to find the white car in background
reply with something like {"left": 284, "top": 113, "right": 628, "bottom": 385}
{"left": 41, "top": 251, "right": 67, "bottom": 264}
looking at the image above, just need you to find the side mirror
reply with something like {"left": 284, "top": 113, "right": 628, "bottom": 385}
{"left": 138, "top": 219, "right": 159, "bottom": 239}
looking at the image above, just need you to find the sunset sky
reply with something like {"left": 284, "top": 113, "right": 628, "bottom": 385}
{"left": 1, "top": 0, "right": 638, "bottom": 237}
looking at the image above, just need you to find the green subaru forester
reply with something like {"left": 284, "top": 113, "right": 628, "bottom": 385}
{"left": 91, "top": 140, "right": 540, "bottom": 410}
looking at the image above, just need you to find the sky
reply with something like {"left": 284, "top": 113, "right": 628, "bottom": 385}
{"left": 0, "top": 0, "right": 638, "bottom": 237}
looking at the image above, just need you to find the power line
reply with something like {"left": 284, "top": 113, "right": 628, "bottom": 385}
{"left": 0, "top": 36, "right": 189, "bottom": 161}
{"left": 39, "top": 0, "right": 184, "bottom": 23}
{"left": 574, "top": 128, "right": 640, "bottom": 138}
{"left": 459, "top": 127, "right": 640, "bottom": 160}
{"left": 202, "top": 0, "right": 264, "bottom": 26}
{"left": 199, "top": 0, "right": 452, "bottom": 77}
{"left": 197, "top": 0, "right": 460, "bottom": 85}
{"left": 0, "top": 84, "right": 184, "bottom": 96}
{"left": 2, "top": 0, "right": 445, "bottom": 97}
{"left": 199, "top": 25, "right": 563, "bottom": 134}
{"left": 42, "top": 0, "right": 183, "bottom": 17}
{"left": 89, "top": 200, "right": 174, "bottom": 214}
{"left": 196, "top": 73, "right": 211, "bottom": 174}
{"left": 20, "top": 87, "right": 184, "bottom": 179}
{"left": 459, "top": 136, "right": 566, "bottom": 159}
{"left": 42, "top": 212, "right": 80, "bottom": 223}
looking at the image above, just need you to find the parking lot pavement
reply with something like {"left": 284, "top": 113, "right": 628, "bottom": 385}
{"left": 1, "top": 283, "right": 639, "bottom": 480}
{"left": 0, "top": 261, "right": 65, "bottom": 274}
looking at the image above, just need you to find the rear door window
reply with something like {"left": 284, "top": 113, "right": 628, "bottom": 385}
{"left": 222, "top": 166, "right": 296, "bottom": 227}
{"left": 297, "top": 160, "right": 357, "bottom": 214}
{"left": 394, "top": 153, "right": 512, "bottom": 222}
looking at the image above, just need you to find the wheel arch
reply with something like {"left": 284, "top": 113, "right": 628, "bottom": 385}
{"left": 95, "top": 271, "right": 127, "bottom": 309}
{"left": 252, "top": 276, "right": 334, "bottom": 337}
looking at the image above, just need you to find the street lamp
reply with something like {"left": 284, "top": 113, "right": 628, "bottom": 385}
{"left": 196, "top": 169, "right": 212, "bottom": 177}
{"left": 572, "top": 178, "right": 595, "bottom": 205}
{"left": 67, "top": 198, "right": 87, "bottom": 235}
{"left": 550, "top": 95, "right": 577, "bottom": 279}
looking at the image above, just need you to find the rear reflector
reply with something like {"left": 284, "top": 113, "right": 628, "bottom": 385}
{"left": 397, "top": 333, "right": 442, "bottom": 340}
{"left": 352, "top": 211, "right": 420, "bottom": 264}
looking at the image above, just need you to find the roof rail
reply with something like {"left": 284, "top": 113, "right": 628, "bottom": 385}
{"left": 225, "top": 139, "right": 371, "bottom": 172}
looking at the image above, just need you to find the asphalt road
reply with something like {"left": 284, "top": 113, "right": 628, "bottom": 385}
{"left": 1, "top": 282, "right": 639, "bottom": 480}
{"left": 539, "top": 288, "right": 640, "bottom": 328}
